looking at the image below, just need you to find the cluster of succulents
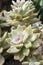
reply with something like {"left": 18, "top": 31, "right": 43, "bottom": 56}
{"left": 0, "top": 0, "right": 43, "bottom": 65}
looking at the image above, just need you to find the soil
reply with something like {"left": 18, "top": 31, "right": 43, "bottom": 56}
{"left": 3, "top": 55, "right": 22, "bottom": 65}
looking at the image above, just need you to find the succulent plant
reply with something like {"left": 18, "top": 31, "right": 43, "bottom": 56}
{"left": 5, "top": 24, "right": 43, "bottom": 64}
{"left": 0, "top": 0, "right": 40, "bottom": 27}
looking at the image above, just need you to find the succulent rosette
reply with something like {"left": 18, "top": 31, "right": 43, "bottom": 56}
{"left": 0, "top": 0, "right": 39, "bottom": 27}
{"left": 6, "top": 25, "right": 32, "bottom": 61}
{"left": 5, "top": 24, "right": 43, "bottom": 64}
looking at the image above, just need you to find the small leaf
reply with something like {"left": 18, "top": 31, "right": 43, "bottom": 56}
{"left": 12, "top": 0, "right": 17, "bottom": 7}
{"left": 24, "top": 41, "right": 32, "bottom": 48}
{"left": 14, "top": 43, "right": 23, "bottom": 48}
{"left": 30, "top": 33, "right": 40, "bottom": 42}
{"left": 1, "top": 32, "right": 8, "bottom": 42}
{"left": 0, "top": 48, "right": 3, "bottom": 54}
{"left": 32, "top": 40, "right": 41, "bottom": 48}
{"left": 29, "top": 62, "right": 40, "bottom": 65}
{"left": 23, "top": 25, "right": 32, "bottom": 42}
{"left": 30, "top": 34, "right": 37, "bottom": 42}
{"left": 17, "top": 25, "right": 24, "bottom": 33}
{"left": 23, "top": 48, "right": 30, "bottom": 56}
{"left": 22, "top": 62, "right": 40, "bottom": 65}
{"left": 33, "top": 42, "right": 40, "bottom": 49}
{"left": 7, "top": 46, "right": 20, "bottom": 54}
{"left": 22, "top": 62, "right": 29, "bottom": 65}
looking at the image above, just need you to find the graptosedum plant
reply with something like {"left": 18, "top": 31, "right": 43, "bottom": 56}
{"left": 0, "top": 0, "right": 43, "bottom": 65}
{"left": 0, "top": 0, "right": 39, "bottom": 27}
{"left": 5, "top": 24, "right": 43, "bottom": 65}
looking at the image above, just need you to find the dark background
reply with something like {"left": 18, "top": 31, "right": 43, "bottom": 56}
{"left": 0, "top": 0, "right": 12, "bottom": 11}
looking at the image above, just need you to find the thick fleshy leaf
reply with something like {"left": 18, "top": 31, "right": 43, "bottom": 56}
{"left": 1, "top": 32, "right": 8, "bottom": 42}
{"left": 12, "top": 0, "right": 17, "bottom": 7}
{"left": 23, "top": 25, "right": 32, "bottom": 42}
{"left": 29, "top": 62, "right": 40, "bottom": 65}
{"left": 32, "top": 40, "right": 41, "bottom": 48}
{"left": 17, "top": 25, "right": 24, "bottom": 33}
{"left": 30, "top": 34, "right": 36, "bottom": 42}
{"left": 0, "top": 48, "right": 3, "bottom": 54}
{"left": 23, "top": 8, "right": 35, "bottom": 17}
{"left": 22, "top": 62, "right": 40, "bottom": 65}
{"left": 14, "top": 52, "right": 25, "bottom": 61}
{"left": 30, "top": 33, "right": 40, "bottom": 42}
{"left": 11, "top": 30, "right": 17, "bottom": 38}
{"left": 23, "top": 48, "right": 30, "bottom": 56}
{"left": 7, "top": 46, "right": 20, "bottom": 54}
{"left": 0, "top": 32, "right": 7, "bottom": 45}
{"left": 22, "top": 1, "right": 32, "bottom": 11}
{"left": 13, "top": 43, "right": 23, "bottom": 48}
{"left": 35, "top": 33, "right": 40, "bottom": 39}
{"left": 22, "top": 62, "right": 29, "bottom": 65}
{"left": 24, "top": 41, "right": 32, "bottom": 48}
{"left": 0, "top": 55, "right": 5, "bottom": 65}
{"left": 33, "top": 42, "right": 40, "bottom": 49}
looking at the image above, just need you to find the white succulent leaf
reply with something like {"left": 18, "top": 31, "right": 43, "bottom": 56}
{"left": 23, "top": 48, "right": 30, "bottom": 56}
{"left": 22, "top": 62, "right": 40, "bottom": 65}
{"left": 12, "top": 0, "right": 17, "bottom": 7}
{"left": 7, "top": 46, "right": 20, "bottom": 53}
{"left": 29, "top": 62, "right": 40, "bottom": 65}
{"left": 23, "top": 25, "right": 32, "bottom": 42}
{"left": 24, "top": 41, "right": 32, "bottom": 48}
{"left": 0, "top": 48, "right": 3, "bottom": 54}
{"left": 0, "top": 55, "right": 5, "bottom": 65}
